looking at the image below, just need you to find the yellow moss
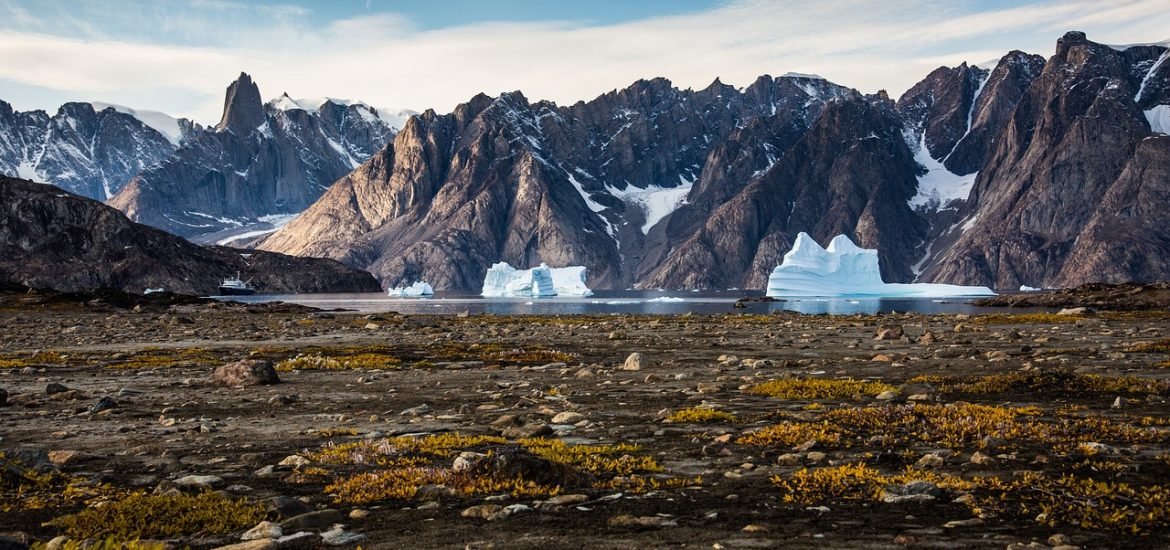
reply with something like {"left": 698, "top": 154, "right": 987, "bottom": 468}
{"left": 772, "top": 464, "right": 969, "bottom": 505}
{"left": 665, "top": 407, "right": 738, "bottom": 424}
{"left": 1, "top": 453, "right": 125, "bottom": 513}
{"left": 520, "top": 439, "right": 661, "bottom": 476}
{"left": 314, "top": 427, "right": 360, "bottom": 438}
{"left": 1127, "top": 339, "right": 1170, "bottom": 353}
{"left": 908, "top": 372, "right": 1170, "bottom": 396}
{"left": 47, "top": 492, "right": 264, "bottom": 540}
{"left": 275, "top": 352, "right": 402, "bottom": 371}
{"left": 0, "top": 351, "right": 66, "bottom": 369}
{"left": 971, "top": 473, "right": 1170, "bottom": 534}
{"left": 736, "top": 421, "right": 844, "bottom": 448}
{"left": 973, "top": 313, "right": 1083, "bottom": 325}
{"left": 595, "top": 475, "right": 703, "bottom": 493}
{"left": 108, "top": 348, "right": 218, "bottom": 370}
{"left": 747, "top": 378, "right": 895, "bottom": 399}
{"left": 30, "top": 538, "right": 170, "bottom": 550}
{"left": 324, "top": 467, "right": 559, "bottom": 504}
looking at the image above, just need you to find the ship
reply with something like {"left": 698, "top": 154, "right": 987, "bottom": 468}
{"left": 217, "top": 272, "right": 256, "bottom": 295}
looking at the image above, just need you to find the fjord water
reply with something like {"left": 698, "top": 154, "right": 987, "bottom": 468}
{"left": 215, "top": 290, "right": 1002, "bottom": 315}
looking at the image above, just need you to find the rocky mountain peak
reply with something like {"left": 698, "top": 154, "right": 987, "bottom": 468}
{"left": 216, "top": 72, "right": 264, "bottom": 134}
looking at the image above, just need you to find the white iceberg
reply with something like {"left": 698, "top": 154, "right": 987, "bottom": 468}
{"left": 482, "top": 262, "right": 557, "bottom": 297}
{"left": 387, "top": 281, "right": 434, "bottom": 297}
{"left": 1019, "top": 285, "right": 1041, "bottom": 292}
{"left": 481, "top": 262, "right": 594, "bottom": 297}
{"left": 765, "top": 233, "right": 996, "bottom": 298}
{"left": 548, "top": 265, "right": 594, "bottom": 296}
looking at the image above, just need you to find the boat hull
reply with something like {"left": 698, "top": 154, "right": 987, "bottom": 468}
{"left": 217, "top": 286, "right": 256, "bottom": 296}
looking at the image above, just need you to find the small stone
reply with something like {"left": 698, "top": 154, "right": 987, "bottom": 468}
{"left": 461, "top": 504, "right": 503, "bottom": 519}
{"left": 501, "top": 423, "right": 553, "bottom": 438}
{"left": 45, "top": 383, "right": 70, "bottom": 395}
{"left": 88, "top": 396, "right": 118, "bottom": 414}
{"left": 212, "top": 541, "right": 277, "bottom": 550}
{"left": 545, "top": 494, "right": 588, "bottom": 506}
{"left": 742, "top": 524, "right": 769, "bottom": 533}
{"left": 696, "top": 382, "right": 722, "bottom": 394}
{"left": 47, "top": 450, "right": 86, "bottom": 466}
{"left": 915, "top": 454, "right": 944, "bottom": 468}
{"left": 1047, "top": 534, "right": 1071, "bottom": 546}
{"left": 872, "top": 354, "right": 894, "bottom": 362}
{"left": 1112, "top": 396, "right": 1123, "bottom": 409}
{"left": 210, "top": 360, "right": 280, "bottom": 387}
{"left": 278, "top": 455, "right": 311, "bottom": 468}
{"left": 174, "top": 474, "right": 224, "bottom": 488}
{"left": 621, "top": 352, "right": 649, "bottom": 371}
{"left": 875, "top": 325, "right": 904, "bottom": 340}
{"left": 607, "top": 514, "right": 678, "bottom": 528}
{"left": 363, "top": 323, "right": 380, "bottom": 330}
{"left": 881, "top": 480, "right": 942, "bottom": 504}
{"left": 320, "top": 525, "right": 366, "bottom": 546}
{"left": 968, "top": 452, "right": 995, "bottom": 465}
{"left": 280, "top": 509, "right": 343, "bottom": 531}
{"left": 806, "top": 451, "right": 826, "bottom": 463}
{"left": 776, "top": 453, "right": 803, "bottom": 466}
{"left": 917, "top": 332, "right": 937, "bottom": 345}
{"left": 943, "top": 518, "right": 984, "bottom": 528}
{"left": 452, "top": 451, "right": 487, "bottom": 472}
{"left": 875, "top": 390, "right": 897, "bottom": 400}
{"left": 241, "top": 521, "right": 282, "bottom": 541}
{"left": 400, "top": 404, "right": 431, "bottom": 416}
{"left": 551, "top": 411, "right": 585, "bottom": 424}
{"left": 1057, "top": 307, "right": 1094, "bottom": 316}
{"left": 349, "top": 509, "right": 369, "bottom": 520}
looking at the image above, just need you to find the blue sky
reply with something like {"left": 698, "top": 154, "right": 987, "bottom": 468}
{"left": 1, "top": 0, "right": 1167, "bottom": 123}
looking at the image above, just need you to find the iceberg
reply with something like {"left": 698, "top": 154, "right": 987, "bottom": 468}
{"left": 765, "top": 233, "right": 996, "bottom": 298}
{"left": 386, "top": 281, "right": 434, "bottom": 297}
{"left": 482, "top": 262, "right": 557, "bottom": 297}
{"left": 481, "top": 262, "right": 594, "bottom": 297}
{"left": 548, "top": 265, "right": 594, "bottom": 297}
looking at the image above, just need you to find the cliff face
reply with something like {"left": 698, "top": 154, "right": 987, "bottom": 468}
{"left": 107, "top": 73, "right": 398, "bottom": 238}
{"left": 0, "top": 176, "right": 380, "bottom": 294}
{"left": 924, "top": 32, "right": 1170, "bottom": 289}
{"left": 258, "top": 75, "right": 855, "bottom": 290}
{"left": 259, "top": 34, "right": 1170, "bottom": 291}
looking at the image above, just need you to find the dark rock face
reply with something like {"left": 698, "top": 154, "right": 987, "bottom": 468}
{"left": 108, "top": 73, "right": 397, "bottom": 238}
{"left": 0, "top": 176, "right": 381, "bottom": 294}
{"left": 643, "top": 95, "right": 926, "bottom": 289}
{"left": 897, "top": 63, "right": 989, "bottom": 168}
{"left": 924, "top": 32, "right": 1170, "bottom": 288}
{"left": 0, "top": 100, "right": 181, "bottom": 200}
{"left": 259, "top": 75, "right": 854, "bottom": 290}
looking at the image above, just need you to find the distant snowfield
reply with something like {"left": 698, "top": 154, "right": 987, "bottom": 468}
{"left": 90, "top": 102, "right": 183, "bottom": 145}
{"left": 203, "top": 213, "right": 300, "bottom": 246}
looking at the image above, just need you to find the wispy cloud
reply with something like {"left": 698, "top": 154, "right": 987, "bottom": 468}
{"left": 0, "top": 0, "right": 1167, "bottom": 122}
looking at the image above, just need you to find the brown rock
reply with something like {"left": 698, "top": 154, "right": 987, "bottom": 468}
{"left": 210, "top": 360, "right": 280, "bottom": 387}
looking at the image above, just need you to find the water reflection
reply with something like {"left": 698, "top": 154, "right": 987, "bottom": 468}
{"left": 214, "top": 290, "right": 1001, "bottom": 316}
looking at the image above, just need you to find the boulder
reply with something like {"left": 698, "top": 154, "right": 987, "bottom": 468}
{"left": 211, "top": 360, "right": 281, "bottom": 387}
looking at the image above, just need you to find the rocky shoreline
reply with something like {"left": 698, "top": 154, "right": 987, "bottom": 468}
{"left": 2, "top": 293, "right": 1170, "bottom": 549}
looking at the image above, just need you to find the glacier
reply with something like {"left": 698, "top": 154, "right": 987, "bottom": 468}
{"left": 481, "top": 262, "right": 594, "bottom": 297}
{"left": 765, "top": 233, "right": 996, "bottom": 298}
{"left": 387, "top": 281, "right": 434, "bottom": 297}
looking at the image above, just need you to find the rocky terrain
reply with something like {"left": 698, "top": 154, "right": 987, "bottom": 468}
{"left": 259, "top": 32, "right": 1170, "bottom": 292}
{"left": 2, "top": 295, "right": 1170, "bottom": 549}
{"left": 0, "top": 176, "right": 381, "bottom": 295}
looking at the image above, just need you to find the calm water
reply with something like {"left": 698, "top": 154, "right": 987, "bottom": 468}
{"left": 214, "top": 290, "right": 1010, "bottom": 315}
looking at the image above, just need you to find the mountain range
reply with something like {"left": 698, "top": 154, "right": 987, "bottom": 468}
{"left": 2, "top": 31, "right": 1168, "bottom": 292}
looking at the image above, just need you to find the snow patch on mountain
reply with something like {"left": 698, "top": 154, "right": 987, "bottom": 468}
{"left": 90, "top": 102, "right": 183, "bottom": 145}
{"left": 908, "top": 133, "right": 977, "bottom": 210}
{"left": 1147, "top": 105, "right": 1170, "bottom": 135}
{"left": 607, "top": 176, "right": 694, "bottom": 234}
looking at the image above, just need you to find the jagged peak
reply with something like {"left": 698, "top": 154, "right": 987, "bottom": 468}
{"left": 216, "top": 71, "right": 264, "bottom": 134}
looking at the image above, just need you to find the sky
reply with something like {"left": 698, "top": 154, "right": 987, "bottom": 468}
{"left": 1, "top": 0, "right": 1168, "bottom": 124}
